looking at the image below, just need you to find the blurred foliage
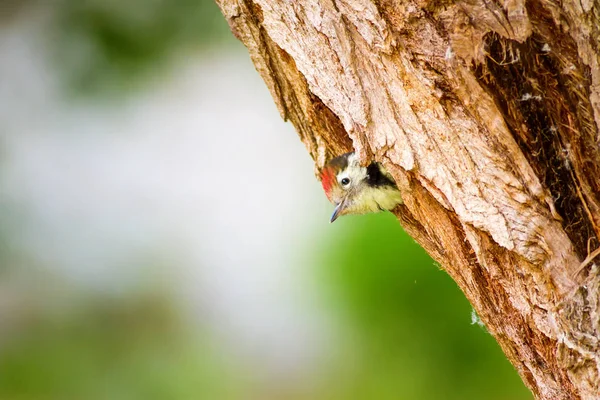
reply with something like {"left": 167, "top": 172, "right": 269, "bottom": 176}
{"left": 0, "top": 211, "right": 533, "bottom": 400}
{"left": 53, "top": 0, "right": 232, "bottom": 94}
{"left": 0, "top": 292, "right": 243, "bottom": 400}
{"left": 313, "top": 213, "right": 532, "bottom": 400}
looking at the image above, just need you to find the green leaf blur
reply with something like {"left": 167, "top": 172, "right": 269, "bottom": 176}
{"left": 53, "top": 0, "right": 231, "bottom": 94}
{"left": 0, "top": 293, "right": 242, "bottom": 400}
{"left": 314, "top": 213, "right": 532, "bottom": 400}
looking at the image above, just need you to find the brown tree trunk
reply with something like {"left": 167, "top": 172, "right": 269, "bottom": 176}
{"left": 215, "top": 0, "right": 600, "bottom": 398}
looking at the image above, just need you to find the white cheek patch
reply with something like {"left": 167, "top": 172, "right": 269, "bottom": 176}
{"left": 347, "top": 152, "right": 360, "bottom": 166}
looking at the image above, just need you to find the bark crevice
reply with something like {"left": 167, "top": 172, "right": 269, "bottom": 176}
{"left": 475, "top": 30, "right": 599, "bottom": 260}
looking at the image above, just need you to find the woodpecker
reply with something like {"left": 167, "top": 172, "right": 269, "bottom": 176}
{"left": 320, "top": 152, "right": 403, "bottom": 222}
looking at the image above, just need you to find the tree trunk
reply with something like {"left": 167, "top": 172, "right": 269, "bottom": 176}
{"left": 215, "top": 0, "right": 600, "bottom": 398}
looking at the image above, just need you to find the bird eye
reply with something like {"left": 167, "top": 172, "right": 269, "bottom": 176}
{"left": 341, "top": 178, "right": 350, "bottom": 186}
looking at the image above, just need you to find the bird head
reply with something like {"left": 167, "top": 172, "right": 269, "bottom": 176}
{"left": 320, "top": 152, "right": 402, "bottom": 222}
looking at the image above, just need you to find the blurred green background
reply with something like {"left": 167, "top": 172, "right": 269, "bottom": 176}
{"left": 0, "top": 1, "right": 531, "bottom": 399}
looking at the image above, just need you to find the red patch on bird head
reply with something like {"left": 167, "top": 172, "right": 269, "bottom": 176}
{"left": 320, "top": 166, "right": 336, "bottom": 201}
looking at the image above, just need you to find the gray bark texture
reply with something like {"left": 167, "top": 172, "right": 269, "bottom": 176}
{"left": 215, "top": 0, "right": 600, "bottom": 398}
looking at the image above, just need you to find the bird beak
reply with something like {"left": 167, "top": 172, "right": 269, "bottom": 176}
{"left": 330, "top": 198, "right": 346, "bottom": 223}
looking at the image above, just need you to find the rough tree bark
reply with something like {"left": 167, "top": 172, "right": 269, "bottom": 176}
{"left": 215, "top": 0, "right": 600, "bottom": 398}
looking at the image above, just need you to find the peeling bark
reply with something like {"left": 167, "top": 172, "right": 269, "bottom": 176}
{"left": 216, "top": 0, "right": 600, "bottom": 398}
